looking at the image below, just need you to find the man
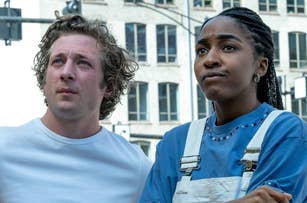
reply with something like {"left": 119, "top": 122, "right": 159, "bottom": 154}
{"left": 0, "top": 14, "right": 152, "bottom": 203}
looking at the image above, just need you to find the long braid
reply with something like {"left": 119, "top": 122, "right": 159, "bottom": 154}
{"left": 201, "top": 7, "right": 284, "bottom": 110}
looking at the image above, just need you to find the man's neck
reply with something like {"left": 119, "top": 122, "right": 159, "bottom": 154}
{"left": 41, "top": 110, "right": 101, "bottom": 139}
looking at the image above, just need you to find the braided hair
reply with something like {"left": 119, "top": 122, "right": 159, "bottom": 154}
{"left": 201, "top": 7, "right": 284, "bottom": 110}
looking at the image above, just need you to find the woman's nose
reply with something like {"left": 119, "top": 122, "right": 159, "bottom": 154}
{"left": 202, "top": 48, "right": 221, "bottom": 69}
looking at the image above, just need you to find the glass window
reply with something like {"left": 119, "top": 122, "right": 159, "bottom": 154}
{"left": 155, "top": 0, "right": 174, "bottom": 4}
{"left": 83, "top": 0, "right": 106, "bottom": 4}
{"left": 156, "top": 25, "right": 177, "bottom": 63}
{"left": 197, "top": 85, "right": 207, "bottom": 119}
{"left": 197, "top": 85, "right": 214, "bottom": 118}
{"left": 259, "top": 0, "right": 277, "bottom": 12}
{"left": 128, "top": 82, "right": 148, "bottom": 121}
{"left": 291, "top": 87, "right": 307, "bottom": 121}
{"left": 158, "top": 83, "right": 178, "bottom": 121}
{"left": 288, "top": 32, "right": 307, "bottom": 69}
{"left": 125, "top": 23, "right": 147, "bottom": 62}
{"left": 287, "top": 0, "right": 305, "bottom": 14}
{"left": 223, "top": 0, "right": 241, "bottom": 9}
{"left": 131, "top": 140, "right": 150, "bottom": 156}
{"left": 125, "top": 0, "right": 143, "bottom": 2}
{"left": 194, "top": 0, "right": 212, "bottom": 8}
{"left": 272, "top": 31, "right": 280, "bottom": 67}
{"left": 194, "top": 26, "right": 202, "bottom": 43}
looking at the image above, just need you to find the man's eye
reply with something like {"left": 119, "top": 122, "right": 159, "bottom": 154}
{"left": 51, "top": 58, "right": 63, "bottom": 65}
{"left": 196, "top": 48, "right": 208, "bottom": 55}
{"left": 78, "top": 59, "right": 92, "bottom": 69}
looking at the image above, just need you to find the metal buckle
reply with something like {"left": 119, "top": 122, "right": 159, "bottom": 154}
{"left": 241, "top": 160, "right": 257, "bottom": 172}
{"left": 180, "top": 155, "right": 201, "bottom": 176}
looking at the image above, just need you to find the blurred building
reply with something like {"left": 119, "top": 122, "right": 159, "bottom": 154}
{"left": 1, "top": 0, "right": 307, "bottom": 160}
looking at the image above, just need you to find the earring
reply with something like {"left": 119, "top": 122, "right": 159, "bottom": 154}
{"left": 253, "top": 73, "right": 261, "bottom": 83}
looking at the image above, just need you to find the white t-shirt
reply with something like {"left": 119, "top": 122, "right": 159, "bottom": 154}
{"left": 0, "top": 118, "right": 152, "bottom": 203}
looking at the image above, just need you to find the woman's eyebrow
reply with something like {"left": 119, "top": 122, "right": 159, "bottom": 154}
{"left": 197, "top": 34, "right": 242, "bottom": 45}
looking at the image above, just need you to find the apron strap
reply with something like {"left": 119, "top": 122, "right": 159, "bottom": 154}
{"left": 180, "top": 117, "right": 207, "bottom": 177}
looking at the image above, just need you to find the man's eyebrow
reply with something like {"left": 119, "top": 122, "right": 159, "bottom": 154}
{"left": 196, "top": 34, "right": 242, "bottom": 45}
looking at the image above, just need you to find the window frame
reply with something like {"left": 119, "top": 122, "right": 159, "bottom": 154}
{"left": 223, "top": 0, "right": 241, "bottom": 9}
{"left": 128, "top": 82, "right": 149, "bottom": 121}
{"left": 258, "top": 0, "right": 278, "bottom": 12}
{"left": 193, "top": 0, "right": 213, "bottom": 8}
{"left": 155, "top": 0, "right": 174, "bottom": 5}
{"left": 125, "top": 23, "right": 147, "bottom": 62}
{"left": 288, "top": 32, "right": 307, "bottom": 69}
{"left": 156, "top": 24, "right": 177, "bottom": 63}
{"left": 287, "top": 0, "right": 305, "bottom": 14}
{"left": 291, "top": 87, "right": 307, "bottom": 121}
{"left": 272, "top": 31, "right": 280, "bottom": 67}
{"left": 158, "top": 82, "right": 179, "bottom": 121}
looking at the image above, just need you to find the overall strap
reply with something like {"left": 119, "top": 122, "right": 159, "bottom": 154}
{"left": 241, "top": 110, "right": 285, "bottom": 163}
{"left": 180, "top": 117, "right": 207, "bottom": 178}
{"left": 237, "top": 110, "right": 285, "bottom": 197}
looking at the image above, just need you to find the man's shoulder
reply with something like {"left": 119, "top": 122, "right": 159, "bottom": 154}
{"left": 99, "top": 128, "right": 152, "bottom": 173}
{"left": 0, "top": 118, "right": 38, "bottom": 132}
{"left": 101, "top": 128, "right": 149, "bottom": 157}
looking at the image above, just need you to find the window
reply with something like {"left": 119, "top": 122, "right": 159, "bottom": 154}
{"left": 125, "top": 23, "right": 146, "bottom": 62}
{"left": 156, "top": 25, "right": 177, "bottom": 63}
{"left": 197, "top": 85, "right": 207, "bottom": 119}
{"left": 194, "top": 0, "right": 212, "bottom": 8}
{"left": 259, "top": 0, "right": 277, "bottom": 12}
{"left": 83, "top": 0, "right": 106, "bottom": 4}
{"left": 223, "top": 0, "right": 240, "bottom": 9}
{"left": 128, "top": 82, "right": 148, "bottom": 121}
{"left": 291, "top": 87, "right": 307, "bottom": 121}
{"left": 125, "top": 0, "right": 143, "bottom": 2}
{"left": 194, "top": 26, "right": 202, "bottom": 43}
{"left": 158, "top": 83, "right": 178, "bottom": 121}
{"left": 131, "top": 140, "right": 150, "bottom": 156}
{"left": 155, "top": 0, "right": 173, "bottom": 5}
{"left": 287, "top": 0, "right": 305, "bottom": 14}
{"left": 288, "top": 32, "right": 307, "bottom": 69}
{"left": 272, "top": 31, "right": 280, "bottom": 67}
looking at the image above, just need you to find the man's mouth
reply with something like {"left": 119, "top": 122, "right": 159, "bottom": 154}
{"left": 56, "top": 88, "right": 78, "bottom": 94}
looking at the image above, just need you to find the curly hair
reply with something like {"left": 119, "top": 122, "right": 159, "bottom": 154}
{"left": 200, "top": 7, "right": 283, "bottom": 110}
{"left": 33, "top": 14, "right": 138, "bottom": 119}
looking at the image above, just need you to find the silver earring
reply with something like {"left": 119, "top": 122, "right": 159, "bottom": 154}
{"left": 253, "top": 74, "right": 261, "bottom": 83}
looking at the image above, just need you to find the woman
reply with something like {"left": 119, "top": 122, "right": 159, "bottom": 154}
{"left": 139, "top": 7, "right": 306, "bottom": 203}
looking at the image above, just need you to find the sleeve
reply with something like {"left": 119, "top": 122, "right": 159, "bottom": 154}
{"left": 247, "top": 114, "right": 307, "bottom": 203}
{"left": 138, "top": 136, "right": 180, "bottom": 203}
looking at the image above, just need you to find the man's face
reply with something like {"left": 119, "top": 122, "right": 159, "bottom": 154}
{"left": 43, "top": 34, "right": 107, "bottom": 120}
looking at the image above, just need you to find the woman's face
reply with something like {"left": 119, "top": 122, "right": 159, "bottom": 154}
{"left": 194, "top": 16, "right": 266, "bottom": 104}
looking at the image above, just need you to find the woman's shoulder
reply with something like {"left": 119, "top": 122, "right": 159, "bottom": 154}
{"left": 269, "top": 109, "right": 307, "bottom": 141}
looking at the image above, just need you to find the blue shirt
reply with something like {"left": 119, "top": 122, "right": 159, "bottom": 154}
{"left": 0, "top": 119, "right": 152, "bottom": 203}
{"left": 139, "top": 103, "right": 307, "bottom": 203}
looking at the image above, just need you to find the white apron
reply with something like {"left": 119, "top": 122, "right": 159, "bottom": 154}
{"left": 173, "top": 110, "right": 284, "bottom": 203}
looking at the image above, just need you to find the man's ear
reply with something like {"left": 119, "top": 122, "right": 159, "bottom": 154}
{"left": 102, "top": 86, "right": 112, "bottom": 98}
{"left": 257, "top": 57, "right": 269, "bottom": 76}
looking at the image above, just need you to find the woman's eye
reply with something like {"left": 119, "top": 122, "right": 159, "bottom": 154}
{"left": 223, "top": 45, "right": 236, "bottom": 52}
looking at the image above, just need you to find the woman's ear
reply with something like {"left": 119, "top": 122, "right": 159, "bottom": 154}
{"left": 257, "top": 57, "right": 269, "bottom": 76}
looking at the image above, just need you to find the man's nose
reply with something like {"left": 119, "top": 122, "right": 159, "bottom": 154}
{"left": 60, "top": 61, "right": 75, "bottom": 81}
